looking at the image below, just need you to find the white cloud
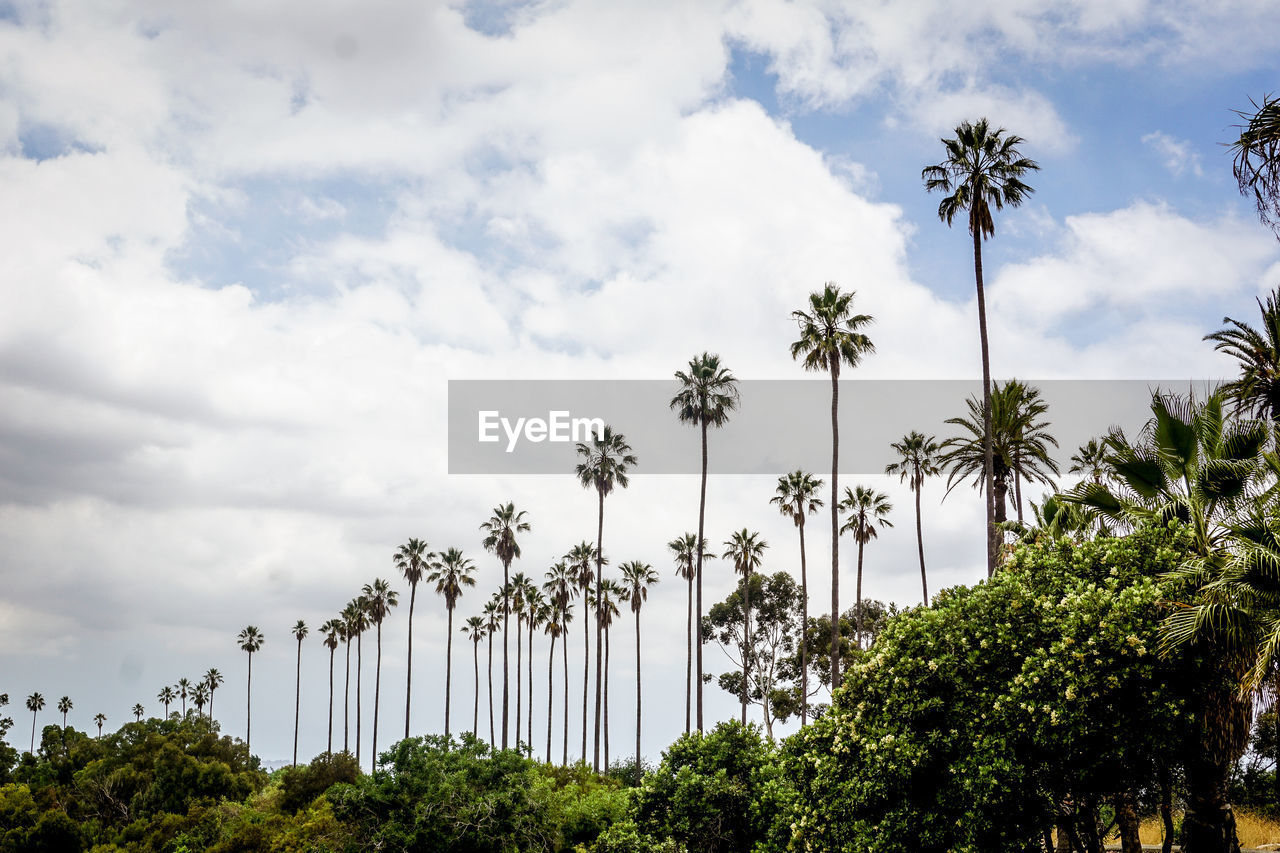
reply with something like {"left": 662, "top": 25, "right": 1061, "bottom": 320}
{"left": 1142, "top": 131, "right": 1204, "bottom": 177}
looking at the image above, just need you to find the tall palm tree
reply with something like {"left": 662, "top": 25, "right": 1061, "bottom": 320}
{"left": 157, "top": 686, "right": 175, "bottom": 719}
{"left": 93, "top": 712, "right": 105, "bottom": 739}
{"left": 671, "top": 352, "right": 739, "bottom": 732}
{"left": 722, "top": 529, "right": 769, "bottom": 724}
{"left": 770, "top": 471, "right": 824, "bottom": 725}
{"left": 57, "top": 696, "right": 72, "bottom": 728}
{"left": 481, "top": 503, "right": 531, "bottom": 750}
{"left": 599, "top": 577, "right": 624, "bottom": 769}
{"left": 566, "top": 541, "right": 597, "bottom": 762}
{"left": 1068, "top": 437, "right": 1111, "bottom": 486}
{"left": 132, "top": 703, "right": 144, "bottom": 723}
{"left": 923, "top": 117, "right": 1039, "bottom": 575}
{"left": 430, "top": 548, "right": 477, "bottom": 740}
{"left": 462, "top": 616, "right": 486, "bottom": 737}
{"left": 544, "top": 561, "right": 574, "bottom": 764}
{"left": 667, "top": 533, "right": 715, "bottom": 733}
{"left": 237, "top": 626, "right": 264, "bottom": 753}
{"left": 620, "top": 560, "right": 659, "bottom": 786}
{"left": 509, "top": 572, "right": 529, "bottom": 748}
{"left": 1206, "top": 287, "right": 1280, "bottom": 421}
{"left": 362, "top": 578, "right": 398, "bottom": 772}
{"left": 394, "top": 537, "right": 434, "bottom": 739}
{"left": 176, "top": 678, "right": 191, "bottom": 717}
{"left": 192, "top": 682, "right": 208, "bottom": 718}
{"left": 340, "top": 601, "right": 360, "bottom": 754}
{"left": 204, "top": 668, "right": 223, "bottom": 723}
{"left": 321, "top": 618, "right": 343, "bottom": 754}
{"left": 791, "top": 282, "right": 875, "bottom": 691}
{"left": 886, "top": 432, "right": 941, "bottom": 606}
{"left": 345, "top": 598, "right": 370, "bottom": 763}
{"left": 291, "top": 619, "right": 309, "bottom": 767}
{"left": 525, "top": 587, "right": 547, "bottom": 749}
{"left": 1231, "top": 93, "right": 1280, "bottom": 238}
{"left": 483, "top": 596, "right": 502, "bottom": 747}
{"left": 576, "top": 426, "right": 637, "bottom": 771}
{"left": 839, "top": 486, "right": 894, "bottom": 648}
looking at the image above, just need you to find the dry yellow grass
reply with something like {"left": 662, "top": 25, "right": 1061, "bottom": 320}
{"left": 1113, "top": 811, "right": 1280, "bottom": 849}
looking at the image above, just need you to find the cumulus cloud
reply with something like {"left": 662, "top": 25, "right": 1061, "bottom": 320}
{"left": 1142, "top": 131, "right": 1204, "bottom": 177}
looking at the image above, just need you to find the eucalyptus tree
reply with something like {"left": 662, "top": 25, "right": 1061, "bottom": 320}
{"left": 1231, "top": 93, "right": 1280, "bottom": 238}
{"left": 430, "top": 548, "right": 477, "bottom": 740}
{"left": 722, "top": 529, "right": 769, "bottom": 723}
{"left": 886, "top": 432, "right": 941, "bottom": 606}
{"left": 158, "top": 686, "right": 176, "bottom": 719}
{"left": 923, "top": 117, "right": 1039, "bottom": 574}
{"left": 344, "top": 598, "right": 369, "bottom": 761}
{"left": 598, "top": 577, "right": 624, "bottom": 768}
{"left": 176, "top": 678, "right": 191, "bottom": 717}
{"left": 575, "top": 425, "right": 637, "bottom": 771}
{"left": 291, "top": 619, "right": 309, "bottom": 767}
{"left": 363, "top": 578, "right": 399, "bottom": 771}
{"left": 93, "top": 712, "right": 105, "bottom": 739}
{"left": 483, "top": 596, "right": 502, "bottom": 747}
{"left": 770, "top": 471, "right": 823, "bottom": 724}
{"left": 57, "top": 695, "right": 72, "bottom": 728}
{"left": 1206, "top": 287, "right": 1280, "bottom": 421}
{"left": 462, "top": 616, "right": 486, "bottom": 737}
{"left": 237, "top": 626, "right": 264, "bottom": 751}
{"left": 394, "top": 537, "right": 434, "bottom": 739}
{"left": 620, "top": 559, "right": 659, "bottom": 785}
{"left": 791, "top": 282, "right": 875, "bottom": 690}
{"left": 839, "top": 486, "right": 894, "bottom": 647}
{"left": 204, "top": 668, "right": 223, "bottom": 723}
{"left": 525, "top": 587, "right": 547, "bottom": 749}
{"left": 132, "top": 703, "right": 144, "bottom": 723}
{"left": 671, "top": 353, "right": 738, "bottom": 733}
{"left": 481, "top": 503, "right": 531, "bottom": 750}
{"left": 667, "top": 532, "right": 714, "bottom": 733}
{"left": 321, "top": 618, "right": 343, "bottom": 753}
{"left": 566, "top": 540, "right": 597, "bottom": 761}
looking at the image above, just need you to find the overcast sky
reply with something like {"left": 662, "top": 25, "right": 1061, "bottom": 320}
{"left": 2, "top": 0, "right": 1280, "bottom": 765}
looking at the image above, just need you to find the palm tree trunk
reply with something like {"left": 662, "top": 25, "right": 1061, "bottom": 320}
{"left": 209, "top": 687, "right": 215, "bottom": 723}
{"left": 445, "top": 607, "right": 454, "bottom": 739}
{"left": 696, "top": 418, "right": 708, "bottom": 733}
{"left": 502, "top": 557, "right": 511, "bottom": 750}
{"left": 527, "top": 619, "right": 534, "bottom": 749}
{"left": 546, "top": 634, "right": 556, "bottom": 763}
{"left": 516, "top": 615, "right": 523, "bottom": 748}
{"left": 829, "top": 363, "right": 842, "bottom": 689}
{"left": 604, "top": 620, "right": 611, "bottom": 769}
{"left": 742, "top": 568, "right": 751, "bottom": 725}
{"left": 855, "top": 539, "right": 865, "bottom": 650}
{"left": 246, "top": 651, "right": 253, "bottom": 753}
{"left": 799, "top": 519, "right": 809, "bottom": 726}
{"left": 1014, "top": 465, "right": 1024, "bottom": 524}
{"left": 915, "top": 482, "right": 928, "bottom": 605}
{"left": 635, "top": 608, "right": 642, "bottom": 787}
{"left": 405, "top": 583, "right": 416, "bottom": 740}
{"left": 973, "top": 225, "right": 997, "bottom": 577}
{"left": 372, "top": 623, "right": 382, "bottom": 773}
{"left": 294, "top": 637, "right": 302, "bottom": 767}
{"left": 327, "top": 646, "right": 335, "bottom": 754}
{"left": 30, "top": 711, "right": 36, "bottom": 753}
{"left": 562, "top": 626, "right": 569, "bottom": 766}
{"left": 356, "top": 631, "right": 363, "bottom": 765}
{"left": 594, "top": 487, "right": 605, "bottom": 772}
{"left": 473, "top": 640, "right": 480, "bottom": 737}
{"left": 582, "top": 582, "right": 590, "bottom": 764}
{"left": 487, "top": 629, "right": 495, "bottom": 747}
{"left": 343, "top": 639, "right": 351, "bottom": 753}
{"left": 685, "top": 570, "right": 693, "bottom": 734}
{"left": 994, "top": 477, "right": 1009, "bottom": 524}
{"left": 1182, "top": 680, "right": 1248, "bottom": 853}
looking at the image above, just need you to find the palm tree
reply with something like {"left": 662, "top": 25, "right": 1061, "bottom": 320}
{"left": 543, "top": 561, "right": 574, "bottom": 763}
{"left": 321, "top": 618, "right": 343, "bottom": 753}
{"left": 57, "top": 696, "right": 72, "bottom": 728}
{"left": 93, "top": 713, "right": 105, "bottom": 739}
{"left": 667, "top": 533, "right": 715, "bottom": 733}
{"left": 291, "top": 619, "right": 309, "bottom": 767}
{"left": 770, "top": 471, "right": 823, "bottom": 725}
{"left": 340, "top": 602, "right": 360, "bottom": 754}
{"left": 599, "top": 577, "right": 624, "bottom": 768}
{"left": 132, "top": 703, "right": 144, "bottom": 722}
{"left": 157, "top": 686, "right": 176, "bottom": 719}
{"left": 722, "top": 530, "right": 769, "bottom": 724}
{"left": 482, "top": 596, "right": 501, "bottom": 747}
{"left": 345, "top": 598, "right": 370, "bottom": 763}
{"left": 509, "top": 572, "right": 529, "bottom": 748}
{"left": 23, "top": 693, "right": 43, "bottom": 750}
{"left": 671, "top": 352, "right": 738, "bottom": 732}
{"left": 566, "top": 541, "right": 597, "bottom": 762}
{"left": 923, "top": 118, "right": 1039, "bottom": 575}
{"left": 1206, "top": 288, "right": 1280, "bottom": 421}
{"left": 1068, "top": 437, "right": 1111, "bottom": 486}
{"left": 886, "top": 432, "right": 941, "bottom": 606}
{"left": 192, "top": 682, "right": 208, "bottom": 718}
{"left": 430, "top": 548, "right": 477, "bottom": 740}
{"left": 481, "top": 503, "right": 531, "bottom": 750}
{"left": 237, "top": 626, "right": 264, "bottom": 752}
{"left": 362, "top": 578, "right": 399, "bottom": 772}
{"left": 525, "top": 587, "right": 547, "bottom": 750}
{"left": 204, "top": 668, "right": 223, "bottom": 723}
{"left": 394, "top": 537, "right": 434, "bottom": 739}
{"left": 176, "top": 678, "right": 191, "bottom": 717}
{"left": 620, "top": 560, "right": 659, "bottom": 785}
{"left": 839, "top": 486, "right": 894, "bottom": 648}
{"left": 791, "top": 283, "right": 875, "bottom": 691}
{"left": 1231, "top": 93, "right": 1280, "bottom": 238}
{"left": 576, "top": 425, "right": 637, "bottom": 771}
{"left": 462, "top": 616, "right": 486, "bottom": 737}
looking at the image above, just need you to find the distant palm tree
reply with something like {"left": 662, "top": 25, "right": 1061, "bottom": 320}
{"left": 566, "top": 541, "right": 597, "bottom": 762}
{"left": 722, "top": 530, "right": 769, "bottom": 723}
{"left": 291, "top": 619, "right": 309, "bottom": 767}
{"left": 543, "top": 561, "right": 574, "bottom": 764}
{"left": 1205, "top": 287, "right": 1280, "bottom": 421}
{"left": 204, "top": 668, "right": 223, "bottom": 724}
{"left": 839, "top": 486, "right": 894, "bottom": 648}
{"left": 1068, "top": 437, "right": 1111, "bottom": 486}
{"left": 340, "top": 602, "right": 359, "bottom": 754}
{"left": 1230, "top": 93, "right": 1280, "bottom": 238}
{"left": 394, "top": 537, "right": 434, "bottom": 739}
{"left": 525, "top": 587, "right": 547, "bottom": 749}
{"left": 482, "top": 596, "right": 502, "bottom": 747}
{"left": 237, "top": 626, "right": 265, "bottom": 752}
{"left": 345, "top": 598, "right": 370, "bottom": 763}
{"left": 481, "top": 503, "right": 531, "bottom": 750}
{"left": 132, "top": 703, "right": 144, "bottom": 722}
{"left": 157, "top": 686, "right": 176, "bottom": 719}
{"left": 671, "top": 352, "right": 738, "bottom": 732}
{"left": 509, "top": 572, "right": 529, "bottom": 749}
{"left": 57, "top": 696, "right": 72, "bottom": 728}
{"left": 362, "top": 578, "right": 399, "bottom": 772}
{"left": 18, "top": 695, "right": 39, "bottom": 750}
{"left": 886, "top": 432, "right": 941, "bottom": 606}
{"left": 542, "top": 601, "right": 568, "bottom": 765}
{"left": 176, "top": 678, "right": 191, "bottom": 717}
{"left": 620, "top": 560, "right": 659, "bottom": 785}
{"left": 430, "top": 548, "right": 477, "bottom": 740}
{"left": 192, "top": 682, "right": 208, "bottom": 718}
{"left": 599, "top": 577, "right": 624, "bottom": 769}
{"left": 321, "top": 618, "right": 343, "bottom": 754}
{"left": 462, "top": 616, "right": 486, "bottom": 737}
{"left": 667, "top": 533, "right": 715, "bottom": 733}
{"left": 770, "top": 471, "right": 823, "bottom": 725}
{"left": 93, "top": 712, "right": 105, "bottom": 739}
{"left": 576, "top": 425, "right": 637, "bottom": 771}
{"left": 923, "top": 117, "right": 1039, "bottom": 575}
{"left": 791, "top": 282, "right": 875, "bottom": 690}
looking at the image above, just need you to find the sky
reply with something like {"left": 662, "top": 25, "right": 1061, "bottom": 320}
{"left": 2, "top": 0, "right": 1280, "bottom": 766}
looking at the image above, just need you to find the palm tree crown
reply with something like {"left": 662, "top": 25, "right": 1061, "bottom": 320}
{"left": 922, "top": 117, "right": 1039, "bottom": 239}
{"left": 1205, "top": 287, "right": 1280, "bottom": 421}
{"left": 789, "top": 284, "right": 875, "bottom": 377}
{"left": 1231, "top": 93, "right": 1280, "bottom": 237}
{"left": 671, "top": 352, "right": 739, "bottom": 429}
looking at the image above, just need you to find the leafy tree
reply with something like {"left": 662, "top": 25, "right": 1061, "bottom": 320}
{"left": 886, "top": 431, "right": 941, "bottom": 605}
{"left": 362, "top": 579, "right": 398, "bottom": 772}
{"left": 291, "top": 619, "right": 309, "bottom": 767}
{"left": 619, "top": 560, "right": 659, "bottom": 785}
{"left": 839, "top": 485, "right": 893, "bottom": 645}
{"left": 237, "top": 626, "right": 264, "bottom": 753}
{"left": 790, "top": 283, "right": 875, "bottom": 689}
{"left": 923, "top": 118, "right": 1039, "bottom": 575}
{"left": 1231, "top": 93, "right": 1280, "bottom": 238}
{"left": 394, "top": 537, "right": 435, "bottom": 740}
{"left": 277, "top": 750, "right": 361, "bottom": 814}
{"left": 667, "top": 532, "right": 715, "bottom": 733}
{"left": 722, "top": 529, "right": 768, "bottom": 724}
{"left": 481, "top": 503, "right": 531, "bottom": 751}
{"left": 431, "top": 549, "right": 476, "bottom": 741}
{"left": 671, "top": 352, "right": 739, "bottom": 734}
